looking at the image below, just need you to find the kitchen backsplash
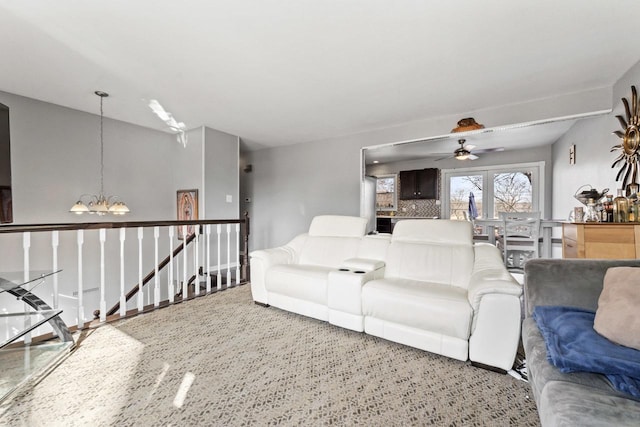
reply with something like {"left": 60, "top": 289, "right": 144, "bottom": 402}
{"left": 396, "top": 199, "right": 441, "bottom": 217}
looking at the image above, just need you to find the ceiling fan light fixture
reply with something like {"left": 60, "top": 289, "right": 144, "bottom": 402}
{"left": 455, "top": 151, "right": 471, "bottom": 160}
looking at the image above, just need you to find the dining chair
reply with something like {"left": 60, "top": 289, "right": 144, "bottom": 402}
{"left": 497, "top": 211, "right": 541, "bottom": 272}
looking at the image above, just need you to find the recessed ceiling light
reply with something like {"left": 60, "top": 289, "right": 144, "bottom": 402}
{"left": 373, "top": 160, "right": 379, "bottom": 164}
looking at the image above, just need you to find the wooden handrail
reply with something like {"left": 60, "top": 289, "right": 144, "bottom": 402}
{"left": 104, "top": 231, "right": 198, "bottom": 316}
{"left": 0, "top": 218, "right": 245, "bottom": 234}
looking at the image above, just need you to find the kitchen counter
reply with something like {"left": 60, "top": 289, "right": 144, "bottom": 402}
{"left": 376, "top": 216, "right": 439, "bottom": 219}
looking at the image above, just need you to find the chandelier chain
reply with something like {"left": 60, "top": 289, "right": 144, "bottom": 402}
{"left": 69, "top": 90, "right": 129, "bottom": 215}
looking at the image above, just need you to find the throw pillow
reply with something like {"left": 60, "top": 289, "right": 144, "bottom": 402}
{"left": 594, "top": 267, "right": 640, "bottom": 351}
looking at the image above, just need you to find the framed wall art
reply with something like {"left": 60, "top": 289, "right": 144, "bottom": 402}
{"left": 177, "top": 189, "right": 198, "bottom": 239}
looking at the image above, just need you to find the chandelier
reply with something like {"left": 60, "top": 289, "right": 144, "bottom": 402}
{"left": 69, "top": 91, "right": 130, "bottom": 216}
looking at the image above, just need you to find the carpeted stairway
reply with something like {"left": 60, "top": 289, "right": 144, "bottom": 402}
{"left": 0, "top": 285, "right": 539, "bottom": 426}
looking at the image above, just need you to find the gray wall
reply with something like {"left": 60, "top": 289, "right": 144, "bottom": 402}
{"left": 247, "top": 87, "right": 611, "bottom": 250}
{"left": 0, "top": 91, "right": 241, "bottom": 326}
{"left": 204, "top": 127, "right": 239, "bottom": 219}
{"left": 552, "top": 59, "right": 640, "bottom": 221}
{"left": 0, "top": 91, "right": 241, "bottom": 224}
{"left": 247, "top": 136, "right": 364, "bottom": 250}
{"left": 172, "top": 126, "right": 204, "bottom": 217}
{"left": 0, "top": 90, "right": 178, "bottom": 224}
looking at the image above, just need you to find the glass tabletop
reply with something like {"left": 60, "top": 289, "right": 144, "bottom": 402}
{"left": 0, "top": 309, "right": 65, "bottom": 349}
{"left": 0, "top": 270, "right": 62, "bottom": 294}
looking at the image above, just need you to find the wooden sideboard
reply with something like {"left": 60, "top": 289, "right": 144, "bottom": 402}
{"left": 562, "top": 222, "right": 640, "bottom": 259}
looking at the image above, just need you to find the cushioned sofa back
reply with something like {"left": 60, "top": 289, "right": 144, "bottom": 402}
{"left": 308, "top": 215, "right": 368, "bottom": 238}
{"left": 299, "top": 237, "right": 363, "bottom": 268}
{"left": 385, "top": 219, "right": 474, "bottom": 289}
{"left": 298, "top": 215, "right": 368, "bottom": 268}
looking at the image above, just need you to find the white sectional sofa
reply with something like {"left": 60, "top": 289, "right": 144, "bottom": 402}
{"left": 250, "top": 215, "right": 389, "bottom": 322}
{"left": 250, "top": 215, "right": 523, "bottom": 371}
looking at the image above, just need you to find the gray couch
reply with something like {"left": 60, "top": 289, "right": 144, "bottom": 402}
{"left": 523, "top": 259, "right": 640, "bottom": 427}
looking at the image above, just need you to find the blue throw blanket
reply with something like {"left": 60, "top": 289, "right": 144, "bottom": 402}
{"left": 533, "top": 306, "right": 640, "bottom": 398}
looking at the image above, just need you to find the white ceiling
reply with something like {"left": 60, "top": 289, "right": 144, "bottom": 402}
{"left": 1, "top": 1, "right": 640, "bottom": 151}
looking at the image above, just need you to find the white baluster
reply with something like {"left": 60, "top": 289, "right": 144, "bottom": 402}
{"left": 77, "top": 230, "right": 84, "bottom": 328}
{"left": 99, "top": 229, "right": 106, "bottom": 322}
{"left": 235, "top": 223, "right": 240, "bottom": 284}
{"left": 23, "top": 232, "right": 31, "bottom": 344}
{"left": 168, "top": 226, "right": 175, "bottom": 303}
{"left": 51, "top": 231, "right": 59, "bottom": 310}
{"left": 206, "top": 224, "right": 211, "bottom": 293}
{"left": 194, "top": 227, "right": 199, "bottom": 296}
{"left": 137, "top": 227, "right": 144, "bottom": 312}
{"left": 182, "top": 225, "right": 188, "bottom": 299}
{"left": 226, "top": 224, "right": 231, "bottom": 287}
{"left": 119, "top": 228, "right": 126, "bottom": 317}
{"left": 217, "top": 224, "right": 222, "bottom": 290}
{"left": 154, "top": 226, "right": 160, "bottom": 307}
{"left": 23, "top": 232, "right": 30, "bottom": 285}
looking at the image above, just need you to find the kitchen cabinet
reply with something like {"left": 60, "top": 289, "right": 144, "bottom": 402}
{"left": 399, "top": 168, "right": 438, "bottom": 200}
{"left": 562, "top": 222, "right": 640, "bottom": 259}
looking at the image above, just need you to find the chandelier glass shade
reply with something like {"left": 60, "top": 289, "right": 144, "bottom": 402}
{"left": 70, "top": 91, "right": 129, "bottom": 216}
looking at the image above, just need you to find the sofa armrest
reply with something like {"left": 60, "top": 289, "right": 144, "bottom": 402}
{"left": 250, "top": 246, "right": 296, "bottom": 266}
{"left": 342, "top": 257, "right": 385, "bottom": 280}
{"left": 523, "top": 258, "right": 640, "bottom": 318}
{"left": 468, "top": 277, "right": 521, "bottom": 313}
{"left": 341, "top": 258, "right": 385, "bottom": 272}
{"left": 248, "top": 234, "right": 307, "bottom": 304}
{"left": 467, "top": 244, "right": 522, "bottom": 370}
{"left": 468, "top": 243, "right": 521, "bottom": 312}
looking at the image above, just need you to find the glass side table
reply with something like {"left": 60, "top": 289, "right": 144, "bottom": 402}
{"left": 0, "top": 270, "right": 75, "bottom": 402}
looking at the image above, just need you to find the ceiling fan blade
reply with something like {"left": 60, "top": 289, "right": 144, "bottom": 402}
{"left": 434, "top": 154, "right": 454, "bottom": 161}
{"left": 468, "top": 154, "right": 479, "bottom": 160}
{"left": 471, "top": 147, "right": 504, "bottom": 154}
{"left": 464, "top": 144, "right": 476, "bottom": 150}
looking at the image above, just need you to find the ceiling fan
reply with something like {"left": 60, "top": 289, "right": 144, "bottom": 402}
{"left": 434, "top": 139, "right": 504, "bottom": 161}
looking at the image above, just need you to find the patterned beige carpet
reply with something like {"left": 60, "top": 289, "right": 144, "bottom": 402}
{"left": 0, "top": 285, "right": 540, "bottom": 426}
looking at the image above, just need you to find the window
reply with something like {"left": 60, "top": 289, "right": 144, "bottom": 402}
{"left": 376, "top": 174, "right": 397, "bottom": 211}
{"left": 442, "top": 162, "right": 543, "bottom": 220}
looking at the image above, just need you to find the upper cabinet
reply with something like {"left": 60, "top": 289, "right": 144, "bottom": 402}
{"left": 399, "top": 168, "right": 438, "bottom": 200}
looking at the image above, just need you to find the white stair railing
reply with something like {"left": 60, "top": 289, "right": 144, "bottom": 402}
{"left": 0, "top": 216, "right": 249, "bottom": 341}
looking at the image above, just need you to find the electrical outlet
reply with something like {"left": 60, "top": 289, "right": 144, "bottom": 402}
{"left": 226, "top": 195, "right": 233, "bottom": 203}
